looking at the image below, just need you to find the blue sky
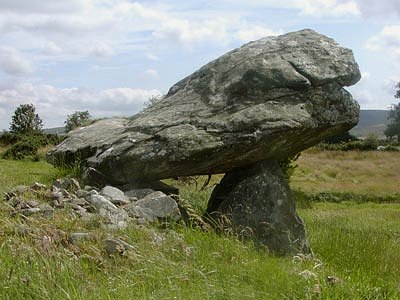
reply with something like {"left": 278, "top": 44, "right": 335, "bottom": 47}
{"left": 0, "top": 0, "right": 400, "bottom": 130}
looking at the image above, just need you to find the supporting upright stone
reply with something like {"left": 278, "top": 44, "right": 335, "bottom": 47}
{"left": 206, "top": 160, "right": 310, "bottom": 255}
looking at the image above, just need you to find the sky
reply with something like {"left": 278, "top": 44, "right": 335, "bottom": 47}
{"left": 0, "top": 0, "right": 400, "bottom": 130}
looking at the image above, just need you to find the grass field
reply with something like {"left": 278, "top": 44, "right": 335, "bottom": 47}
{"left": 292, "top": 150, "right": 400, "bottom": 195}
{"left": 0, "top": 150, "right": 399, "bottom": 299}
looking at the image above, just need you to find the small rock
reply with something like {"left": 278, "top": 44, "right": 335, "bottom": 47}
{"left": 53, "top": 177, "right": 80, "bottom": 192}
{"left": 69, "top": 232, "right": 93, "bottom": 245}
{"left": 76, "top": 210, "right": 93, "bottom": 219}
{"left": 85, "top": 192, "right": 118, "bottom": 212}
{"left": 30, "top": 182, "right": 47, "bottom": 191}
{"left": 99, "top": 208, "right": 130, "bottom": 230}
{"left": 124, "top": 188, "right": 155, "bottom": 199}
{"left": 135, "top": 191, "right": 181, "bottom": 222}
{"left": 14, "top": 207, "right": 41, "bottom": 217}
{"left": 75, "top": 189, "right": 89, "bottom": 198}
{"left": 39, "top": 204, "right": 54, "bottom": 218}
{"left": 49, "top": 187, "right": 64, "bottom": 201}
{"left": 102, "top": 238, "right": 135, "bottom": 255}
{"left": 22, "top": 200, "right": 40, "bottom": 209}
{"left": 124, "top": 205, "right": 155, "bottom": 222}
{"left": 14, "top": 185, "right": 28, "bottom": 194}
{"left": 100, "top": 186, "right": 130, "bottom": 206}
{"left": 60, "top": 188, "right": 71, "bottom": 198}
{"left": 70, "top": 197, "right": 88, "bottom": 206}
{"left": 66, "top": 202, "right": 88, "bottom": 212}
{"left": 84, "top": 185, "right": 97, "bottom": 191}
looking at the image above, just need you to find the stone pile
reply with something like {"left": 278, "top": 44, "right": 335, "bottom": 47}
{"left": 4, "top": 178, "right": 182, "bottom": 230}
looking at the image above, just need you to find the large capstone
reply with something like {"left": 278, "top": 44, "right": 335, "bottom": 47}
{"left": 47, "top": 29, "right": 360, "bottom": 185}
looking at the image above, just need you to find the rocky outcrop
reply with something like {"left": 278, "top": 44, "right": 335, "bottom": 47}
{"left": 47, "top": 29, "right": 360, "bottom": 186}
{"left": 46, "top": 29, "right": 361, "bottom": 254}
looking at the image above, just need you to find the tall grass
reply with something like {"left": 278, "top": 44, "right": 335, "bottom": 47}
{"left": 0, "top": 152, "right": 399, "bottom": 299}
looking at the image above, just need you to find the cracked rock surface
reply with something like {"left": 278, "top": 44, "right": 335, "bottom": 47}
{"left": 47, "top": 29, "right": 360, "bottom": 185}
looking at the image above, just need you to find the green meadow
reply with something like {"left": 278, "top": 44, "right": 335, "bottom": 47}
{"left": 0, "top": 149, "right": 399, "bottom": 299}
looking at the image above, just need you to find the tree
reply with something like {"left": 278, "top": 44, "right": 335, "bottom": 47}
{"left": 395, "top": 82, "right": 400, "bottom": 99}
{"left": 384, "top": 82, "right": 400, "bottom": 141}
{"left": 65, "top": 110, "right": 92, "bottom": 132}
{"left": 384, "top": 102, "right": 400, "bottom": 141}
{"left": 9, "top": 103, "right": 43, "bottom": 134}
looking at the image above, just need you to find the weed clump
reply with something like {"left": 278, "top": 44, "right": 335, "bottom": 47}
{"left": 1, "top": 132, "right": 63, "bottom": 160}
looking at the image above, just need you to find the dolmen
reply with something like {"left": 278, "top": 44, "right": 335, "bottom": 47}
{"left": 48, "top": 29, "right": 361, "bottom": 255}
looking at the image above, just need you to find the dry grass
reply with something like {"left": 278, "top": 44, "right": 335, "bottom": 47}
{"left": 291, "top": 150, "right": 400, "bottom": 195}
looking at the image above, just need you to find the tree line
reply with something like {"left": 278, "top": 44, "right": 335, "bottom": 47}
{"left": 7, "top": 104, "right": 92, "bottom": 135}
{"left": 1, "top": 105, "right": 92, "bottom": 160}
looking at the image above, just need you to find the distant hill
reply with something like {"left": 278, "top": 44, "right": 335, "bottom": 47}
{"left": 350, "top": 110, "right": 389, "bottom": 138}
{"left": 1, "top": 127, "right": 66, "bottom": 136}
{"left": 43, "top": 127, "right": 66, "bottom": 135}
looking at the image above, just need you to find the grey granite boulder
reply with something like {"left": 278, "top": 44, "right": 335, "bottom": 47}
{"left": 85, "top": 190, "right": 130, "bottom": 229}
{"left": 85, "top": 191, "right": 118, "bottom": 212}
{"left": 206, "top": 160, "right": 310, "bottom": 255}
{"left": 125, "top": 191, "right": 181, "bottom": 222}
{"left": 100, "top": 186, "right": 130, "bottom": 206}
{"left": 47, "top": 29, "right": 360, "bottom": 185}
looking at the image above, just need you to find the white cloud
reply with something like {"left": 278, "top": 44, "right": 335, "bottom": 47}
{"left": 0, "top": 0, "right": 284, "bottom": 66}
{"left": 0, "top": 0, "right": 85, "bottom": 14}
{"left": 0, "top": 82, "right": 161, "bottom": 129}
{"left": 143, "top": 69, "right": 159, "bottom": 78}
{"left": 383, "top": 76, "right": 400, "bottom": 96}
{"left": 42, "top": 41, "right": 63, "bottom": 56}
{"left": 88, "top": 42, "right": 114, "bottom": 57}
{"left": 40, "top": 40, "right": 114, "bottom": 59}
{"left": 295, "top": 0, "right": 360, "bottom": 17}
{"left": 348, "top": 71, "right": 396, "bottom": 109}
{"left": 222, "top": 0, "right": 360, "bottom": 17}
{"left": 360, "top": 71, "right": 370, "bottom": 81}
{"left": 146, "top": 53, "right": 160, "bottom": 61}
{"left": 366, "top": 25, "right": 400, "bottom": 59}
{"left": 0, "top": 46, "right": 33, "bottom": 75}
{"left": 354, "top": 0, "right": 400, "bottom": 17}
{"left": 128, "top": 1, "right": 232, "bottom": 46}
{"left": 236, "top": 25, "right": 283, "bottom": 42}
{"left": 223, "top": 0, "right": 400, "bottom": 18}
